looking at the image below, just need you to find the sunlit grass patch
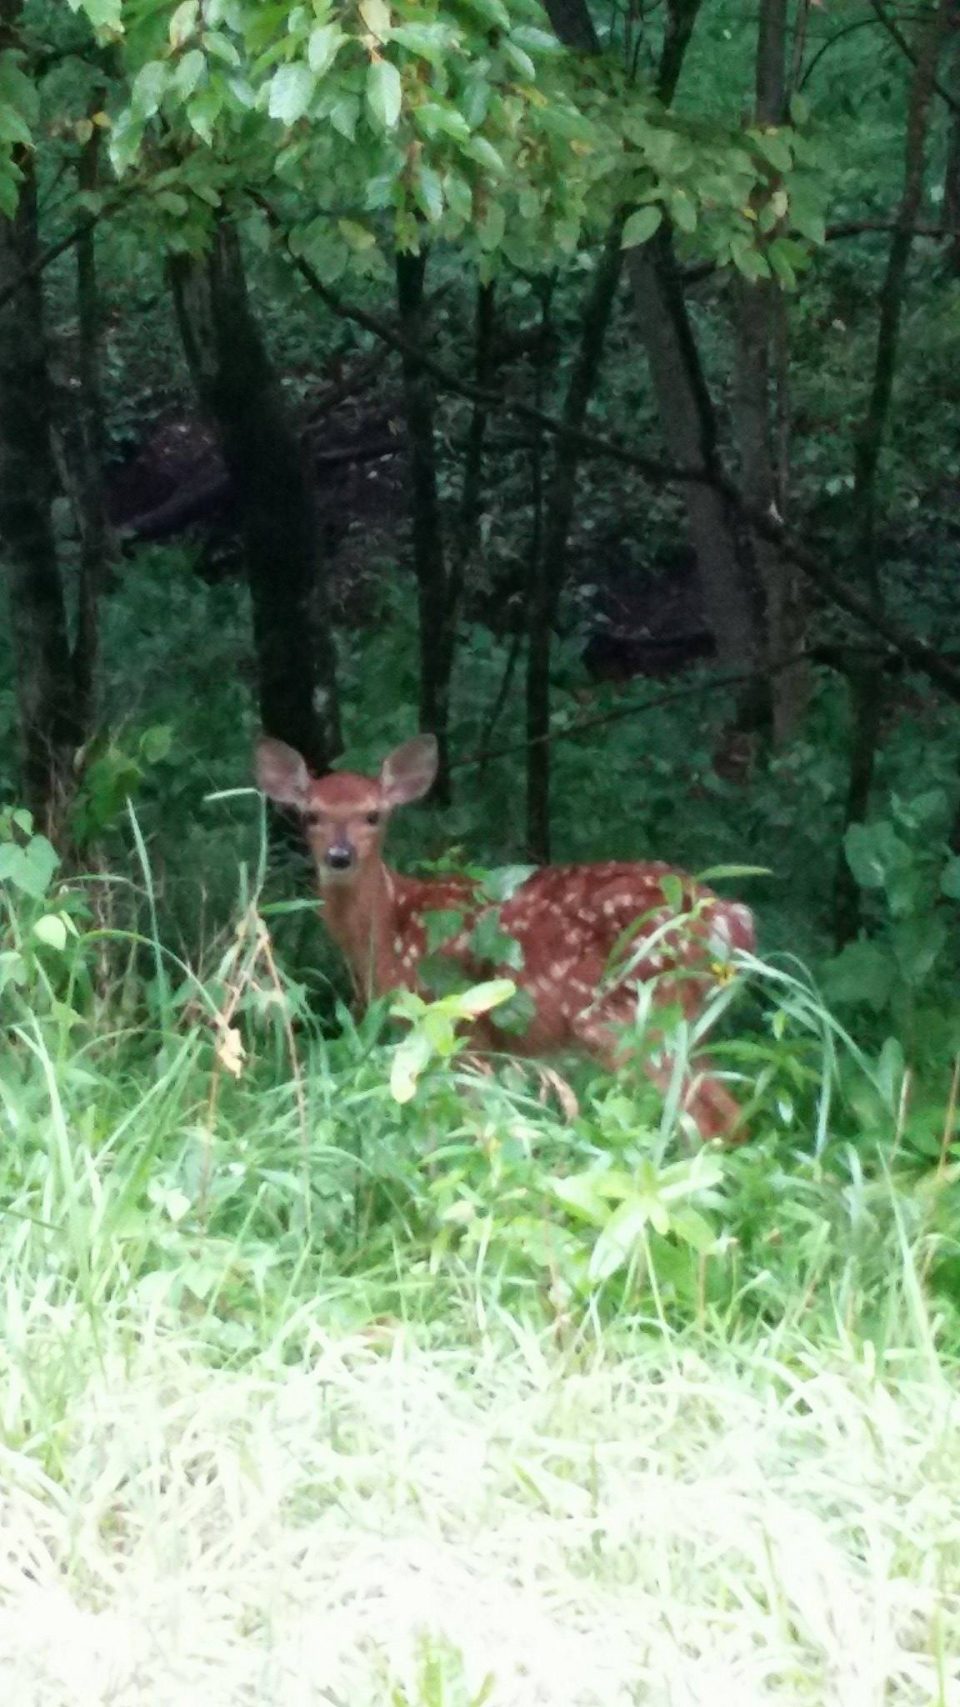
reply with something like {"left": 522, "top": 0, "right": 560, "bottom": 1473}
{"left": 0, "top": 1306, "right": 956, "bottom": 1706}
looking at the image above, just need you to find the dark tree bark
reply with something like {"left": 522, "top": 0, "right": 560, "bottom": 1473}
{"left": 525, "top": 219, "right": 626, "bottom": 860}
{"left": 71, "top": 112, "right": 109, "bottom": 733}
{"left": 479, "top": 279, "right": 552, "bottom": 773}
{"left": 543, "top": 0, "right": 764, "bottom": 786}
{"left": 169, "top": 220, "right": 339, "bottom": 772}
{"left": 0, "top": 144, "right": 79, "bottom": 829}
{"left": 943, "top": 10, "right": 960, "bottom": 273}
{"left": 395, "top": 247, "right": 452, "bottom": 802}
{"left": 628, "top": 0, "right": 764, "bottom": 708}
{"left": 628, "top": 235, "right": 764, "bottom": 681}
{"left": 446, "top": 279, "right": 495, "bottom": 653}
{"left": 834, "top": 0, "right": 951, "bottom": 943}
{"left": 731, "top": 0, "right": 808, "bottom": 743}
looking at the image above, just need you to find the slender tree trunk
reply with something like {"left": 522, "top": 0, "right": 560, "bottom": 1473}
{"left": 479, "top": 280, "right": 552, "bottom": 772}
{"left": 525, "top": 218, "right": 626, "bottom": 859}
{"left": 944, "top": 15, "right": 960, "bottom": 274}
{"left": 442, "top": 278, "right": 495, "bottom": 674}
{"left": 732, "top": 0, "right": 807, "bottom": 742}
{"left": 628, "top": 235, "right": 764, "bottom": 687}
{"left": 833, "top": 0, "right": 950, "bottom": 943}
{"left": 169, "top": 221, "right": 339, "bottom": 772}
{"left": 544, "top": 0, "right": 764, "bottom": 756}
{"left": 0, "top": 145, "right": 79, "bottom": 829}
{"left": 395, "top": 247, "right": 452, "bottom": 802}
{"left": 72, "top": 111, "right": 109, "bottom": 733}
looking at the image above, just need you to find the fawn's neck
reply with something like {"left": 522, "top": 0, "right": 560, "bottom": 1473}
{"left": 321, "top": 859, "right": 400, "bottom": 1002}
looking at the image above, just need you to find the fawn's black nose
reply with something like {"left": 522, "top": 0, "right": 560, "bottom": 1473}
{"left": 326, "top": 845, "right": 354, "bottom": 871}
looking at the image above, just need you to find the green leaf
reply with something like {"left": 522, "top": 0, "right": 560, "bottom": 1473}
{"left": 416, "top": 102, "right": 470, "bottom": 143}
{"left": 174, "top": 48, "right": 206, "bottom": 100}
{"left": 413, "top": 163, "right": 444, "bottom": 223}
{"left": 753, "top": 128, "right": 793, "bottom": 173}
{"left": 732, "top": 246, "right": 771, "bottom": 282}
{"left": 329, "top": 95, "right": 359, "bottom": 140}
{"left": 502, "top": 39, "right": 535, "bottom": 79}
{"left": 139, "top": 724, "right": 173, "bottom": 763}
{"left": 589, "top": 1199, "right": 649, "bottom": 1283}
{"left": 338, "top": 217, "right": 376, "bottom": 250}
{"left": 621, "top": 205, "right": 662, "bottom": 248}
{"left": 70, "top": 0, "right": 123, "bottom": 25}
{"left": 844, "top": 821, "right": 904, "bottom": 891}
{"left": 366, "top": 58, "right": 402, "bottom": 131}
{"left": 202, "top": 31, "right": 241, "bottom": 66}
{"left": 464, "top": 135, "right": 506, "bottom": 176}
{"left": 308, "top": 23, "right": 345, "bottom": 76}
{"left": 456, "top": 978, "right": 515, "bottom": 1017}
{"left": 131, "top": 60, "right": 168, "bottom": 119}
{"left": 390, "top": 23, "right": 453, "bottom": 65}
{"left": 823, "top": 940, "right": 894, "bottom": 1011}
{"left": 482, "top": 865, "right": 535, "bottom": 903}
{"left": 892, "top": 913, "right": 947, "bottom": 987}
{"left": 669, "top": 190, "right": 697, "bottom": 233}
{"left": 0, "top": 834, "right": 59, "bottom": 900}
{"left": 444, "top": 170, "right": 472, "bottom": 222}
{"left": 33, "top": 914, "right": 68, "bottom": 952}
{"left": 186, "top": 82, "right": 223, "bottom": 145}
{"left": 940, "top": 856, "right": 960, "bottom": 900}
{"left": 424, "top": 908, "right": 464, "bottom": 952}
{"left": 390, "top": 1029, "right": 433, "bottom": 1103}
{"left": 461, "top": 0, "right": 511, "bottom": 28}
{"left": 359, "top": 0, "right": 392, "bottom": 37}
{"left": 510, "top": 26, "right": 565, "bottom": 54}
{"left": 268, "top": 63, "right": 316, "bottom": 125}
{"left": 668, "top": 1206, "right": 718, "bottom": 1254}
{"left": 660, "top": 873, "right": 684, "bottom": 913}
{"left": 469, "top": 910, "right": 523, "bottom": 971}
{"left": 0, "top": 54, "right": 38, "bottom": 125}
{"left": 477, "top": 199, "right": 505, "bottom": 252}
{"left": 169, "top": 0, "right": 199, "bottom": 49}
{"left": 549, "top": 1172, "right": 608, "bottom": 1225}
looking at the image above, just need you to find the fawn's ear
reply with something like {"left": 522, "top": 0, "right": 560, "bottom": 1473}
{"left": 379, "top": 735, "right": 438, "bottom": 807}
{"left": 254, "top": 737, "right": 311, "bottom": 809}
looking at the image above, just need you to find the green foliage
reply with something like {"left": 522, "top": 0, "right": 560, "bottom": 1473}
{"left": 388, "top": 976, "right": 515, "bottom": 1099}
{"left": 0, "top": 808, "right": 83, "bottom": 1004}
{"left": 825, "top": 788, "right": 960, "bottom": 1028}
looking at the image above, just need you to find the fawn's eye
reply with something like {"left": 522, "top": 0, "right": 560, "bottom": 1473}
{"left": 365, "top": 810, "right": 381, "bottom": 826}
{"left": 303, "top": 810, "right": 323, "bottom": 828}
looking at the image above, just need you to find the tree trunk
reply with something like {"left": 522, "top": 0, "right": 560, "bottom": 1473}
{"left": 0, "top": 148, "right": 79, "bottom": 829}
{"left": 72, "top": 112, "right": 109, "bottom": 733}
{"left": 525, "top": 219, "right": 626, "bottom": 860}
{"left": 545, "top": 0, "right": 765, "bottom": 725}
{"left": 732, "top": 0, "right": 807, "bottom": 742}
{"left": 627, "top": 235, "right": 764, "bottom": 692}
{"left": 395, "top": 246, "right": 451, "bottom": 802}
{"left": 943, "top": 13, "right": 960, "bottom": 274}
{"left": 169, "top": 220, "right": 339, "bottom": 772}
{"left": 833, "top": 0, "right": 950, "bottom": 943}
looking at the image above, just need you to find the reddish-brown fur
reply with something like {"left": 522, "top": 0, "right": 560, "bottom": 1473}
{"left": 255, "top": 734, "right": 756, "bottom": 1139}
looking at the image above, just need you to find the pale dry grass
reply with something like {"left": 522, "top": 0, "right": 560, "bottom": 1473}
{"left": 0, "top": 1308, "right": 957, "bottom": 1706}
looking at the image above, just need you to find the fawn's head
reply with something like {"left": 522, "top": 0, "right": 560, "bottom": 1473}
{"left": 254, "top": 734, "right": 438, "bottom": 885}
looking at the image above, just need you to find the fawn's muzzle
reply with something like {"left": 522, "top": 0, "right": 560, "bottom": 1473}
{"left": 325, "top": 844, "right": 355, "bottom": 872}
